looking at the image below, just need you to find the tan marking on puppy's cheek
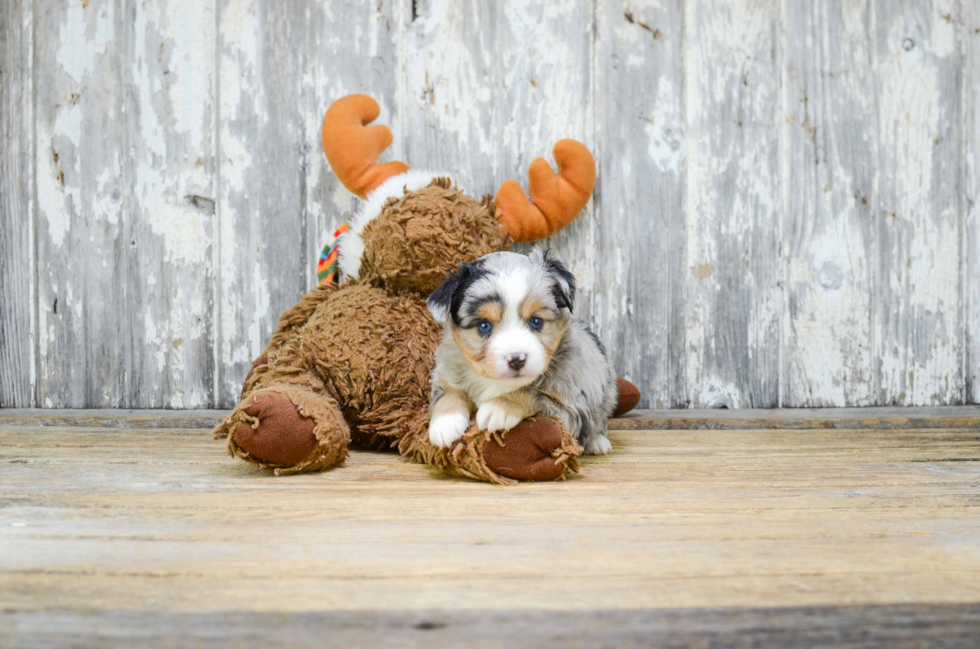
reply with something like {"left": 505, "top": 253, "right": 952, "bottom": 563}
{"left": 453, "top": 327, "right": 492, "bottom": 377}
{"left": 519, "top": 297, "right": 548, "bottom": 322}
{"left": 541, "top": 320, "right": 569, "bottom": 363}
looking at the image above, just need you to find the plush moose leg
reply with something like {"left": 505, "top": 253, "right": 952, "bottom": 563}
{"left": 213, "top": 284, "right": 353, "bottom": 475}
{"left": 222, "top": 384, "right": 351, "bottom": 475}
{"left": 481, "top": 418, "right": 582, "bottom": 481}
{"left": 401, "top": 416, "right": 583, "bottom": 485}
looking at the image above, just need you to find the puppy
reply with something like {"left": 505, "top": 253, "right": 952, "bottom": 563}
{"left": 426, "top": 248, "right": 618, "bottom": 455}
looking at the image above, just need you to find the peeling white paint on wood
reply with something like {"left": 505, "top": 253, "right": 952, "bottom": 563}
{"left": 873, "top": 0, "right": 963, "bottom": 406}
{"left": 2, "top": 0, "right": 978, "bottom": 409}
{"left": 966, "top": 1, "right": 980, "bottom": 403}
{"left": 0, "top": 0, "right": 35, "bottom": 408}
{"left": 594, "top": 0, "right": 686, "bottom": 409}
{"left": 781, "top": 0, "right": 876, "bottom": 407}
{"left": 682, "top": 0, "right": 781, "bottom": 408}
{"left": 30, "top": 0, "right": 215, "bottom": 408}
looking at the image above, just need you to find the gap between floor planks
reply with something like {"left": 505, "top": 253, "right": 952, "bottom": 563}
{"left": 4, "top": 406, "right": 980, "bottom": 429}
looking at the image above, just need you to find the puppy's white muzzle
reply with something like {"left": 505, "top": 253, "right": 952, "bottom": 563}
{"left": 488, "top": 326, "right": 546, "bottom": 383}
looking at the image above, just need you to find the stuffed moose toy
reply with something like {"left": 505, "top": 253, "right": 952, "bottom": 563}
{"left": 213, "top": 95, "right": 640, "bottom": 484}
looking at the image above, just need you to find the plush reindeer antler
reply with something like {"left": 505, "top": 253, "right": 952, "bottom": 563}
{"left": 494, "top": 140, "right": 596, "bottom": 242}
{"left": 321, "top": 95, "right": 410, "bottom": 198}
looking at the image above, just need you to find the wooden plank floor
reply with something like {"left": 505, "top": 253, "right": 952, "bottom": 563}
{"left": 1, "top": 409, "right": 979, "bottom": 647}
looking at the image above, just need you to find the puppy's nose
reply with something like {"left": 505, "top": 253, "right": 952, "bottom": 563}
{"left": 507, "top": 353, "right": 527, "bottom": 371}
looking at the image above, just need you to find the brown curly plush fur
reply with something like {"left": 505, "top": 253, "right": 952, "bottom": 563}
{"left": 361, "top": 180, "right": 509, "bottom": 294}
{"left": 213, "top": 180, "right": 584, "bottom": 482}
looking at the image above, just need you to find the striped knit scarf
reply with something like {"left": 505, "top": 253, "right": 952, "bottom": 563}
{"left": 316, "top": 222, "right": 349, "bottom": 285}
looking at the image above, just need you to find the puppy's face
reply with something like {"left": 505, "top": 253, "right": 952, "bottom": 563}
{"left": 428, "top": 249, "right": 576, "bottom": 387}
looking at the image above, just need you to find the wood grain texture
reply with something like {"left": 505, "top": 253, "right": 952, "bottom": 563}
{"left": 1, "top": 415, "right": 979, "bottom": 646}
{"left": 33, "top": 0, "right": 216, "bottom": 408}
{"left": 873, "top": 0, "right": 963, "bottom": 405}
{"left": 3, "top": 0, "right": 980, "bottom": 410}
{"left": 683, "top": 0, "right": 781, "bottom": 408}
{"left": 965, "top": 2, "right": 980, "bottom": 403}
{"left": 6, "top": 405, "right": 980, "bottom": 430}
{"left": 781, "top": 0, "right": 876, "bottom": 407}
{"left": 4, "top": 605, "right": 980, "bottom": 649}
{"left": 0, "top": 0, "right": 34, "bottom": 408}
{"left": 595, "top": 1, "right": 686, "bottom": 408}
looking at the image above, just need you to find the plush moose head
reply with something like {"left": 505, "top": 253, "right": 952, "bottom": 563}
{"left": 318, "top": 95, "right": 596, "bottom": 295}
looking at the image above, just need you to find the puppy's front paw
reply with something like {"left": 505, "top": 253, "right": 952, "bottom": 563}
{"left": 584, "top": 435, "right": 612, "bottom": 455}
{"left": 476, "top": 400, "right": 523, "bottom": 433}
{"left": 428, "top": 412, "right": 470, "bottom": 448}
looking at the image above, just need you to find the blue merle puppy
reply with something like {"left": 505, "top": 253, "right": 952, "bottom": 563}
{"left": 425, "top": 248, "right": 617, "bottom": 455}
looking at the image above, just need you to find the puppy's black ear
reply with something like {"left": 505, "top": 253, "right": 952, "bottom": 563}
{"left": 427, "top": 263, "right": 474, "bottom": 325}
{"left": 532, "top": 247, "right": 576, "bottom": 313}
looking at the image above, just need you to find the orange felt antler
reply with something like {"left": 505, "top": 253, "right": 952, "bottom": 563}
{"left": 494, "top": 140, "right": 596, "bottom": 242}
{"left": 321, "top": 95, "right": 410, "bottom": 198}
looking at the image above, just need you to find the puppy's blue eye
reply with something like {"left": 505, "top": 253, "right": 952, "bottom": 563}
{"left": 529, "top": 316, "right": 544, "bottom": 331}
{"left": 477, "top": 320, "right": 493, "bottom": 335}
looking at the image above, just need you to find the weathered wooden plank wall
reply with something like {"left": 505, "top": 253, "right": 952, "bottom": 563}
{"left": 967, "top": 1, "right": 980, "bottom": 403}
{"left": 875, "top": 0, "right": 964, "bottom": 406}
{"left": 782, "top": 0, "right": 876, "bottom": 407}
{"left": 29, "top": 0, "right": 216, "bottom": 408}
{"left": 595, "top": 0, "right": 684, "bottom": 409}
{"left": 0, "top": 0, "right": 34, "bottom": 408}
{"left": 0, "top": 0, "right": 976, "bottom": 410}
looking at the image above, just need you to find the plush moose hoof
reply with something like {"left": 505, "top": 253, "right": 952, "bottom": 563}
{"left": 482, "top": 418, "right": 570, "bottom": 481}
{"left": 233, "top": 391, "right": 317, "bottom": 466}
{"left": 613, "top": 378, "right": 641, "bottom": 417}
